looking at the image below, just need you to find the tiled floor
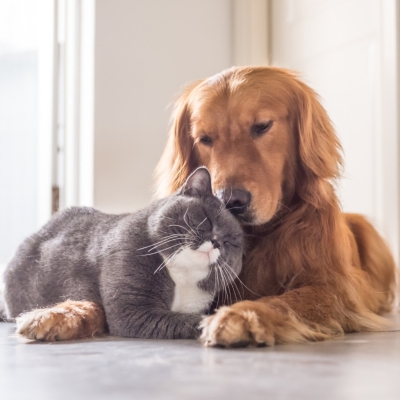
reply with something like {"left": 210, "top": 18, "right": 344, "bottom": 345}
{"left": 1, "top": 315, "right": 400, "bottom": 400}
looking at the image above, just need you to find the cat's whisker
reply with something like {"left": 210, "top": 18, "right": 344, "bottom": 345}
{"left": 220, "top": 259, "right": 244, "bottom": 300}
{"left": 159, "top": 230, "right": 198, "bottom": 245}
{"left": 214, "top": 264, "right": 222, "bottom": 306}
{"left": 218, "top": 266, "right": 225, "bottom": 307}
{"left": 217, "top": 262, "right": 229, "bottom": 305}
{"left": 137, "top": 234, "right": 187, "bottom": 251}
{"left": 226, "top": 205, "right": 247, "bottom": 212}
{"left": 215, "top": 263, "right": 224, "bottom": 305}
{"left": 145, "top": 237, "right": 187, "bottom": 253}
{"left": 224, "top": 265, "right": 236, "bottom": 305}
{"left": 211, "top": 265, "right": 218, "bottom": 301}
{"left": 221, "top": 258, "right": 244, "bottom": 301}
{"left": 163, "top": 244, "right": 191, "bottom": 269}
{"left": 153, "top": 245, "right": 191, "bottom": 275}
{"left": 218, "top": 262, "right": 230, "bottom": 305}
{"left": 168, "top": 224, "right": 199, "bottom": 238}
{"left": 144, "top": 239, "right": 183, "bottom": 253}
{"left": 217, "top": 265, "right": 228, "bottom": 306}
{"left": 212, "top": 265, "right": 219, "bottom": 301}
{"left": 197, "top": 217, "right": 208, "bottom": 229}
{"left": 216, "top": 186, "right": 233, "bottom": 217}
{"left": 220, "top": 262, "right": 241, "bottom": 303}
{"left": 219, "top": 260, "right": 236, "bottom": 305}
{"left": 161, "top": 244, "right": 188, "bottom": 266}
{"left": 139, "top": 242, "right": 182, "bottom": 257}
{"left": 220, "top": 258, "right": 260, "bottom": 297}
{"left": 216, "top": 199, "right": 225, "bottom": 217}
{"left": 153, "top": 247, "right": 182, "bottom": 275}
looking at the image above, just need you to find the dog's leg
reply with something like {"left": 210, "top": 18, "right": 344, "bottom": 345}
{"left": 345, "top": 213, "right": 396, "bottom": 313}
{"left": 200, "top": 285, "right": 392, "bottom": 347}
{"left": 16, "top": 300, "right": 106, "bottom": 341}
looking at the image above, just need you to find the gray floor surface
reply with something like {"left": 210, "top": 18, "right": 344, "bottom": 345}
{"left": 1, "top": 314, "right": 400, "bottom": 400}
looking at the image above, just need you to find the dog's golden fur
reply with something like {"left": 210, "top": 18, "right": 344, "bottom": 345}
{"left": 156, "top": 66, "right": 396, "bottom": 347}
{"left": 16, "top": 300, "right": 106, "bottom": 342}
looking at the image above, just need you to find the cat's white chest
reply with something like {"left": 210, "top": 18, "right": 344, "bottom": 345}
{"left": 166, "top": 242, "right": 218, "bottom": 314}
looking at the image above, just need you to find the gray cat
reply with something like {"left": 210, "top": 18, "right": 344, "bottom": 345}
{"left": 3, "top": 167, "right": 243, "bottom": 340}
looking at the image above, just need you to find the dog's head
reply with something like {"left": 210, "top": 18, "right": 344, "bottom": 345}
{"left": 156, "top": 67, "right": 342, "bottom": 226}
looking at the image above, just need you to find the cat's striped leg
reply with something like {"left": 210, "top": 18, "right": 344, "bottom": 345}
{"left": 16, "top": 300, "right": 107, "bottom": 341}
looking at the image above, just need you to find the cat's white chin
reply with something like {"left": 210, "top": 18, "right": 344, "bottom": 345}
{"left": 166, "top": 241, "right": 219, "bottom": 314}
{"left": 196, "top": 241, "right": 220, "bottom": 265}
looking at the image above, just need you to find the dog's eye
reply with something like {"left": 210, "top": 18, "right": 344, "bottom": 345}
{"left": 251, "top": 121, "right": 273, "bottom": 137}
{"left": 199, "top": 135, "right": 213, "bottom": 146}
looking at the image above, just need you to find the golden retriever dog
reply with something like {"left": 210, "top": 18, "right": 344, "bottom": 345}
{"left": 9, "top": 66, "right": 396, "bottom": 346}
{"left": 155, "top": 66, "right": 397, "bottom": 347}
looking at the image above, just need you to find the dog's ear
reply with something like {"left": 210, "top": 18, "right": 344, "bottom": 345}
{"left": 295, "top": 82, "right": 343, "bottom": 181}
{"left": 154, "top": 81, "right": 202, "bottom": 199}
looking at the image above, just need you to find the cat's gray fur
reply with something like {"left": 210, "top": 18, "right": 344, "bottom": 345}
{"left": 3, "top": 168, "right": 243, "bottom": 339}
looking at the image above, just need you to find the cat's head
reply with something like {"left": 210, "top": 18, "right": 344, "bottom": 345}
{"left": 148, "top": 167, "right": 244, "bottom": 296}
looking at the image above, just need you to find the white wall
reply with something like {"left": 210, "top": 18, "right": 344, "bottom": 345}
{"left": 93, "top": 0, "right": 232, "bottom": 214}
{"left": 271, "top": 0, "right": 399, "bottom": 262}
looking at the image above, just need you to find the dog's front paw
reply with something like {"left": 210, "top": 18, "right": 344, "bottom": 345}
{"left": 16, "top": 307, "right": 71, "bottom": 341}
{"left": 200, "top": 302, "right": 274, "bottom": 348}
{"left": 15, "top": 301, "right": 105, "bottom": 342}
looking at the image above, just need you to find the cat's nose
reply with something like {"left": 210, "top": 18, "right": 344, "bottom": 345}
{"left": 211, "top": 239, "right": 220, "bottom": 249}
{"left": 216, "top": 188, "right": 251, "bottom": 215}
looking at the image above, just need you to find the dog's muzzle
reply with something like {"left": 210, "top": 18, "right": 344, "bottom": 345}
{"left": 216, "top": 188, "right": 251, "bottom": 216}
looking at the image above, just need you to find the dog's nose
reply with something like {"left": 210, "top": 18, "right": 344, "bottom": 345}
{"left": 216, "top": 189, "right": 251, "bottom": 215}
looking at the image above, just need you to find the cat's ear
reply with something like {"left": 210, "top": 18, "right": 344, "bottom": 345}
{"left": 181, "top": 167, "right": 213, "bottom": 197}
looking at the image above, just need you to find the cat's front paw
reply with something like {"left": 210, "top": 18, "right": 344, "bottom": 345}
{"left": 16, "top": 301, "right": 106, "bottom": 341}
{"left": 199, "top": 302, "right": 273, "bottom": 348}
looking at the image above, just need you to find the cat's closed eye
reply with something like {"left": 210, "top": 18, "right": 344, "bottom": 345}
{"left": 223, "top": 240, "right": 239, "bottom": 248}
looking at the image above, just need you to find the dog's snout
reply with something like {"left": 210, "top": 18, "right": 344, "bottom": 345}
{"left": 216, "top": 189, "right": 251, "bottom": 215}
